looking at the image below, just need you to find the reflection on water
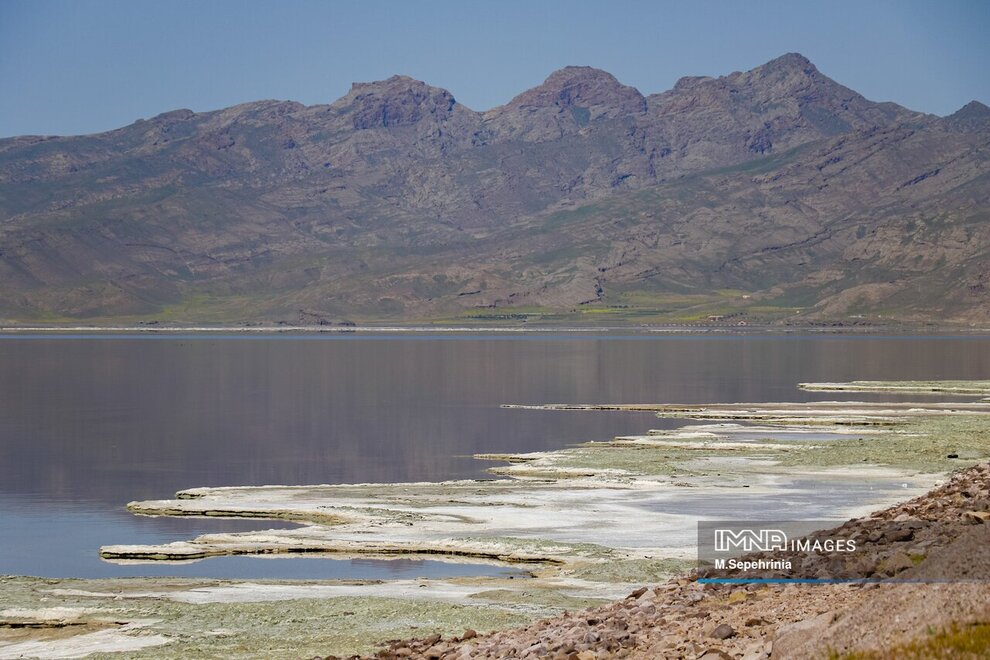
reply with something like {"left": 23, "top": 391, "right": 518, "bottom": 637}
{"left": 0, "top": 494, "right": 525, "bottom": 579}
{"left": 0, "top": 333, "right": 987, "bottom": 577}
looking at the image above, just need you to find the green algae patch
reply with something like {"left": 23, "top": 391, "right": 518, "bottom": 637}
{"left": 567, "top": 558, "right": 696, "bottom": 584}
{"left": 482, "top": 409, "right": 967, "bottom": 481}
{"left": 484, "top": 444, "right": 663, "bottom": 479}
{"left": 470, "top": 588, "right": 610, "bottom": 612}
{"left": 152, "top": 596, "right": 530, "bottom": 659}
{"left": 800, "top": 380, "right": 990, "bottom": 396}
{"left": 455, "top": 537, "right": 618, "bottom": 562}
{"left": 567, "top": 443, "right": 779, "bottom": 476}
{"left": 777, "top": 415, "right": 990, "bottom": 473}
{"left": 483, "top": 442, "right": 779, "bottom": 480}
{"left": 0, "top": 576, "right": 532, "bottom": 659}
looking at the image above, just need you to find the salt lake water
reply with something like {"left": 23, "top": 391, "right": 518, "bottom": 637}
{"left": 1, "top": 332, "right": 987, "bottom": 577}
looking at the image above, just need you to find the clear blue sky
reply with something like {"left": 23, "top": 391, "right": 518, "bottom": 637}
{"left": 1, "top": 0, "right": 988, "bottom": 137}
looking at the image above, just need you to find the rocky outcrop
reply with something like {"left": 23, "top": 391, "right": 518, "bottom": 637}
{"left": 943, "top": 100, "right": 990, "bottom": 132}
{"left": 486, "top": 67, "right": 647, "bottom": 141}
{"left": 339, "top": 77, "right": 461, "bottom": 129}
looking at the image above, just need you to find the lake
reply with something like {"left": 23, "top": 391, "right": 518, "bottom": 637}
{"left": 1, "top": 332, "right": 987, "bottom": 578}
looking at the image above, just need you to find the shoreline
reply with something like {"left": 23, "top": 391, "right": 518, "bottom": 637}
{"left": 98, "top": 395, "right": 978, "bottom": 569}
{"left": 3, "top": 381, "right": 989, "bottom": 657}
{"left": 372, "top": 462, "right": 990, "bottom": 659}
{"left": 1, "top": 324, "right": 989, "bottom": 336}
{"left": 2, "top": 464, "right": 983, "bottom": 659}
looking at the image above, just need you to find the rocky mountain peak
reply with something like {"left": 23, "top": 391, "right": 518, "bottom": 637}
{"left": 335, "top": 75, "right": 462, "bottom": 129}
{"left": 759, "top": 52, "right": 818, "bottom": 76}
{"left": 348, "top": 75, "right": 424, "bottom": 94}
{"left": 671, "top": 75, "right": 714, "bottom": 92}
{"left": 944, "top": 100, "right": 990, "bottom": 132}
{"left": 668, "top": 54, "right": 816, "bottom": 95}
{"left": 743, "top": 53, "right": 836, "bottom": 102}
{"left": 950, "top": 100, "right": 990, "bottom": 119}
{"left": 505, "top": 66, "right": 646, "bottom": 116}
{"left": 149, "top": 108, "right": 196, "bottom": 123}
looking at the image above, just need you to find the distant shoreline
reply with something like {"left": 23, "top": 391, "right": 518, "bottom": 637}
{"left": 1, "top": 323, "right": 988, "bottom": 335}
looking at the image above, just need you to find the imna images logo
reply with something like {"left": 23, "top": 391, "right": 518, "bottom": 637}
{"left": 714, "top": 528, "right": 788, "bottom": 552}
{"left": 700, "top": 521, "right": 861, "bottom": 580}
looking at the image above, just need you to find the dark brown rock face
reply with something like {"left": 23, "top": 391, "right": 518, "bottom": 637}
{"left": 0, "top": 53, "right": 987, "bottom": 324}
{"left": 341, "top": 76, "right": 460, "bottom": 130}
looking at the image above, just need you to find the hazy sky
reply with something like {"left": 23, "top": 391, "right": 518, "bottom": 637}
{"left": 1, "top": 0, "right": 988, "bottom": 137}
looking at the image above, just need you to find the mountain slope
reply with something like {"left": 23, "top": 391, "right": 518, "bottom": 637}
{"left": 0, "top": 54, "right": 987, "bottom": 325}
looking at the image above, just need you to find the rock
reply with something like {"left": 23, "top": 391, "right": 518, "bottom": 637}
{"left": 460, "top": 629, "right": 477, "bottom": 641}
{"left": 522, "top": 642, "right": 547, "bottom": 657}
{"left": 846, "top": 554, "right": 880, "bottom": 578}
{"left": 883, "top": 525, "right": 915, "bottom": 542}
{"left": 885, "top": 550, "right": 917, "bottom": 576}
{"left": 698, "top": 650, "right": 734, "bottom": 660}
{"left": 711, "top": 623, "right": 736, "bottom": 639}
{"left": 964, "top": 511, "right": 990, "bottom": 524}
{"left": 771, "top": 612, "right": 835, "bottom": 658}
{"left": 727, "top": 590, "right": 749, "bottom": 603}
{"left": 741, "top": 641, "right": 772, "bottom": 660}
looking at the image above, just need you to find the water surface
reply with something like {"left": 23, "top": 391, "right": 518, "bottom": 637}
{"left": 1, "top": 333, "right": 987, "bottom": 577}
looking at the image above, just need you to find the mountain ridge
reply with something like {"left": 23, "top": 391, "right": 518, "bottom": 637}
{"left": 0, "top": 53, "right": 987, "bottom": 325}
{"left": 5, "top": 55, "right": 983, "bottom": 143}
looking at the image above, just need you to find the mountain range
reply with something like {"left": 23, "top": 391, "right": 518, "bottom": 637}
{"left": 1, "top": 53, "right": 988, "bottom": 325}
